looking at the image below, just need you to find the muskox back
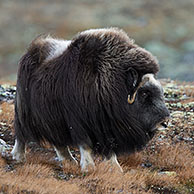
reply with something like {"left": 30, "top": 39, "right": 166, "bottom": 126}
{"left": 12, "top": 28, "right": 169, "bottom": 171}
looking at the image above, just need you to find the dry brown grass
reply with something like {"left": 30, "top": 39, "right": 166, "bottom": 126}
{"left": 0, "top": 143, "right": 193, "bottom": 193}
{"left": 0, "top": 156, "right": 6, "bottom": 166}
{"left": 0, "top": 81, "right": 193, "bottom": 193}
{"left": 119, "top": 152, "right": 143, "bottom": 170}
{"left": 148, "top": 144, "right": 193, "bottom": 172}
{"left": 0, "top": 168, "right": 81, "bottom": 194}
{"left": 178, "top": 82, "right": 194, "bottom": 98}
{"left": 79, "top": 161, "right": 179, "bottom": 193}
{"left": 146, "top": 143, "right": 194, "bottom": 187}
{"left": 0, "top": 102, "right": 14, "bottom": 125}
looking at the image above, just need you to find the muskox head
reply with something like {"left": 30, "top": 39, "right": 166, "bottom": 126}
{"left": 127, "top": 73, "right": 169, "bottom": 135}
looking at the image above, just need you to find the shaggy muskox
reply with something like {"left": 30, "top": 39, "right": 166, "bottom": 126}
{"left": 11, "top": 28, "right": 169, "bottom": 172}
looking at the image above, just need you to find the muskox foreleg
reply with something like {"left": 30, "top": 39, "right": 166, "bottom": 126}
{"left": 54, "top": 146, "right": 78, "bottom": 165}
{"left": 106, "top": 153, "right": 123, "bottom": 172}
{"left": 79, "top": 145, "right": 95, "bottom": 172}
{"left": 11, "top": 139, "right": 25, "bottom": 162}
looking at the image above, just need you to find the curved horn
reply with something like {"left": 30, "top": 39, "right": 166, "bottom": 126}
{"left": 127, "top": 76, "right": 150, "bottom": 104}
{"left": 128, "top": 91, "right": 137, "bottom": 104}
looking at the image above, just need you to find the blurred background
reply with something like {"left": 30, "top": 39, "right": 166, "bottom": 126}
{"left": 0, "top": 0, "right": 194, "bottom": 82}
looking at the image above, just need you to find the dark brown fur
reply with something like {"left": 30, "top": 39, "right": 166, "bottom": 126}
{"left": 14, "top": 28, "right": 167, "bottom": 157}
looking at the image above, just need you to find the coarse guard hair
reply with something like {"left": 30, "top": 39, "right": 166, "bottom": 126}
{"left": 14, "top": 28, "right": 160, "bottom": 158}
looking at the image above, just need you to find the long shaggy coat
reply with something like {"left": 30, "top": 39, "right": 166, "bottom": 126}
{"left": 15, "top": 28, "right": 159, "bottom": 157}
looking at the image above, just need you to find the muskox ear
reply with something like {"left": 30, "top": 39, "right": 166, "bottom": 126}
{"left": 127, "top": 68, "right": 138, "bottom": 90}
{"left": 126, "top": 68, "right": 139, "bottom": 104}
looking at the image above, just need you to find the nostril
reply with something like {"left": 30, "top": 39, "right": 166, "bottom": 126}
{"left": 161, "top": 122, "right": 168, "bottom": 128}
{"left": 161, "top": 116, "right": 170, "bottom": 128}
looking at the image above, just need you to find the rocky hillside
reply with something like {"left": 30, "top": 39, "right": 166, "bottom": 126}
{"left": 0, "top": 80, "right": 193, "bottom": 193}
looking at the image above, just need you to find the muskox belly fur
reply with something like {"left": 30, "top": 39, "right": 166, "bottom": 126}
{"left": 11, "top": 28, "right": 169, "bottom": 171}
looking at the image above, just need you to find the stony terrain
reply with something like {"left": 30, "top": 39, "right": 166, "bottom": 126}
{"left": 0, "top": 80, "right": 193, "bottom": 193}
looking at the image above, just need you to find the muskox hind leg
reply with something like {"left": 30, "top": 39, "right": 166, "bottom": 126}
{"left": 11, "top": 139, "right": 25, "bottom": 162}
{"left": 54, "top": 146, "right": 78, "bottom": 165}
{"left": 106, "top": 153, "right": 123, "bottom": 172}
{"left": 79, "top": 145, "right": 95, "bottom": 172}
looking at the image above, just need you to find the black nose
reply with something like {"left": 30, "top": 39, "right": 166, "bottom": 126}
{"left": 162, "top": 103, "right": 170, "bottom": 118}
{"left": 161, "top": 122, "right": 168, "bottom": 128}
{"left": 161, "top": 108, "right": 170, "bottom": 128}
{"left": 160, "top": 107, "right": 170, "bottom": 126}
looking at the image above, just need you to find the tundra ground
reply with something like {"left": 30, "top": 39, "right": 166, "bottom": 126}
{"left": 0, "top": 80, "right": 193, "bottom": 194}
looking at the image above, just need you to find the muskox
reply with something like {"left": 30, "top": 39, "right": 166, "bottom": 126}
{"left": 11, "top": 28, "right": 169, "bottom": 172}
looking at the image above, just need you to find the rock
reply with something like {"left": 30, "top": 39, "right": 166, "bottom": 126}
{"left": 0, "top": 84, "right": 16, "bottom": 102}
{"left": 184, "top": 102, "right": 194, "bottom": 109}
{"left": 158, "top": 171, "right": 177, "bottom": 176}
{"left": 171, "top": 111, "right": 184, "bottom": 118}
{"left": 0, "top": 138, "right": 10, "bottom": 153}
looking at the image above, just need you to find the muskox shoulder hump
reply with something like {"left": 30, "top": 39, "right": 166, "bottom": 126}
{"left": 79, "top": 27, "right": 131, "bottom": 41}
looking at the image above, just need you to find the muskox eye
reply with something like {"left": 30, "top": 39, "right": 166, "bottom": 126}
{"left": 141, "top": 92, "right": 149, "bottom": 98}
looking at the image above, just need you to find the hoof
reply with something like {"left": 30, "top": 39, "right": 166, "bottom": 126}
{"left": 11, "top": 148, "right": 25, "bottom": 162}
